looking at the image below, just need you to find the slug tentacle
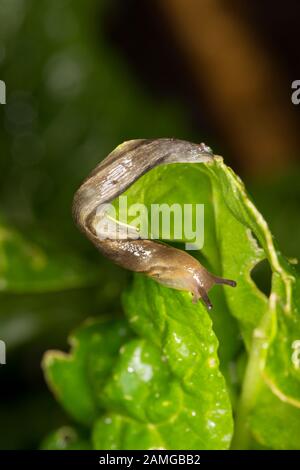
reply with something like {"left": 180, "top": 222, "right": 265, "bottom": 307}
{"left": 214, "top": 277, "right": 237, "bottom": 287}
{"left": 72, "top": 138, "right": 236, "bottom": 310}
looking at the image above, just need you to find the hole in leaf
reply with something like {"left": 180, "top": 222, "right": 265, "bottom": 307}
{"left": 251, "top": 258, "right": 272, "bottom": 297}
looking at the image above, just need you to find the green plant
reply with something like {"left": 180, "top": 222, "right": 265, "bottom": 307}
{"left": 39, "top": 156, "right": 300, "bottom": 450}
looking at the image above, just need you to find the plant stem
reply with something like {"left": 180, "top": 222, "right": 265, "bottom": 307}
{"left": 231, "top": 312, "right": 272, "bottom": 449}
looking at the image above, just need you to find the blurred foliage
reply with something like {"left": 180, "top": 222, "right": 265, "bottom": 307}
{"left": 0, "top": 0, "right": 195, "bottom": 449}
{"left": 0, "top": 0, "right": 192, "bottom": 239}
{"left": 249, "top": 170, "right": 300, "bottom": 262}
{"left": 1, "top": 0, "right": 300, "bottom": 450}
{"left": 41, "top": 426, "right": 91, "bottom": 450}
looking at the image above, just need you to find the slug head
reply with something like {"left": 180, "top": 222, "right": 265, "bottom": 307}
{"left": 146, "top": 247, "right": 236, "bottom": 310}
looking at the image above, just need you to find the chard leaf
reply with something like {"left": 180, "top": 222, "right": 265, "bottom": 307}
{"left": 249, "top": 382, "right": 300, "bottom": 450}
{"left": 42, "top": 317, "right": 132, "bottom": 425}
{"left": 115, "top": 278, "right": 233, "bottom": 450}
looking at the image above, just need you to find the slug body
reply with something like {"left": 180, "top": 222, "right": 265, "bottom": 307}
{"left": 73, "top": 138, "right": 236, "bottom": 309}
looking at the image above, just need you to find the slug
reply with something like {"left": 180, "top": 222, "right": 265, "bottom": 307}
{"left": 72, "top": 138, "right": 236, "bottom": 309}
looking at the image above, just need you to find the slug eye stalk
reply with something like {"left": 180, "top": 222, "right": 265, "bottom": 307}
{"left": 195, "top": 277, "right": 237, "bottom": 310}
{"left": 214, "top": 277, "right": 237, "bottom": 288}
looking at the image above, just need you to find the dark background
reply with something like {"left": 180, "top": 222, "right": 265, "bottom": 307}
{"left": 0, "top": 0, "right": 300, "bottom": 449}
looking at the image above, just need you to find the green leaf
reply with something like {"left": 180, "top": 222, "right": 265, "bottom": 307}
{"left": 249, "top": 382, "right": 300, "bottom": 450}
{"left": 115, "top": 279, "right": 233, "bottom": 450}
{"left": 93, "top": 414, "right": 165, "bottom": 450}
{"left": 42, "top": 317, "right": 132, "bottom": 425}
{"left": 0, "top": 223, "right": 100, "bottom": 293}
